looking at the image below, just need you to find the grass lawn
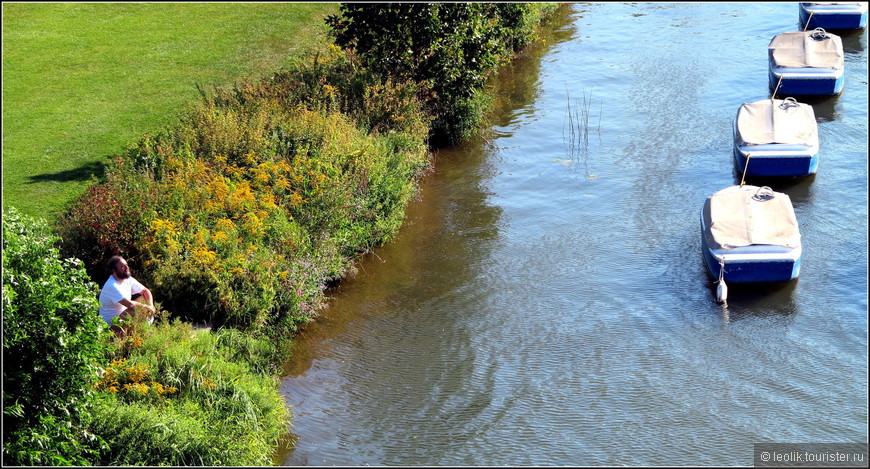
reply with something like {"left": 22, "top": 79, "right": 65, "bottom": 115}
{"left": 2, "top": 2, "right": 338, "bottom": 222}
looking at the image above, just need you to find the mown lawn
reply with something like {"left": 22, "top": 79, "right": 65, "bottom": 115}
{"left": 2, "top": 2, "right": 338, "bottom": 221}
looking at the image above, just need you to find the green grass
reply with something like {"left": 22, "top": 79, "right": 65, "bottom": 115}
{"left": 2, "top": 2, "right": 338, "bottom": 222}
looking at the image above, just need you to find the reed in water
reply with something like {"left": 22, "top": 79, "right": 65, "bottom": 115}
{"left": 563, "top": 88, "right": 602, "bottom": 159}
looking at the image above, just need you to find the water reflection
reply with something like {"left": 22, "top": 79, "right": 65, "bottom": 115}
{"left": 276, "top": 138, "right": 504, "bottom": 464}
{"left": 712, "top": 279, "right": 800, "bottom": 325}
{"left": 790, "top": 94, "right": 842, "bottom": 123}
{"left": 278, "top": 3, "right": 866, "bottom": 465}
{"left": 737, "top": 174, "right": 817, "bottom": 207}
{"left": 276, "top": 6, "right": 578, "bottom": 466}
{"left": 836, "top": 28, "right": 869, "bottom": 54}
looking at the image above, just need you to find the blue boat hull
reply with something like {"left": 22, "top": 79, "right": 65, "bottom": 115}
{"left": 734, "top": 146, "right": 819, "bottom": 177}
{"left": 700, "top": 211, "right": 801, "bottom": 284}
{"left": 769, "top": 68, "right": 844, "bottom": 96}
{"left": 800, "top": 3, "right": 868, "bottom": 30}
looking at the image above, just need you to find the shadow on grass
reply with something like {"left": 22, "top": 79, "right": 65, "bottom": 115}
{"left": 26, "top": 160, "right": 107, "bottom": 184}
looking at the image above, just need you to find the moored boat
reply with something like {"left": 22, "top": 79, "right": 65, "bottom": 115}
{"left": 700, "top": 185, "right": 802, "bottom": 286}
{"left": 800, "top": 2, "right": 868, "bottom": 30}
{"left": 768, "top": 28, "right": 845, "bottom": 96}
{"left": 733, "top": 97, "right": 820, "bottom": 177}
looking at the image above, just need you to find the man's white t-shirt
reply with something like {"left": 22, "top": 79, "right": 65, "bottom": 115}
{"left": 99, "top": 275, "right": 146, "bottom": 325}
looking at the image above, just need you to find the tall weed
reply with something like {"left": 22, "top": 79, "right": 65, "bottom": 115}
{"left": 58, "top": 49, "right": 432, "bottom": 333}
{"left": 90, "top": 318, "right": 288, "bottom": 466}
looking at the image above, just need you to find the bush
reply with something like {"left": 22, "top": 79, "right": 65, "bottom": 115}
{"left": 58, "top": 51, "right": 432, "bottom": 334}
{"left": 206, "top": 44, "right": 431, "bottom": 139}
{"left": 55, "top": 158, "right": 159, "bottom": 280}
{"left": 2, "top": 207, "right": 108, "bottom": 465}
{"left": 326, "top": 2, "right": 560, "bottom": 145}
{"left": 89, "top": 319, "right": 289, "bottom": 466}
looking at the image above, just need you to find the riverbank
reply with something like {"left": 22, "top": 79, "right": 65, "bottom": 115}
{"left": 4, "top": 3, "right": 564, "bottom": 465}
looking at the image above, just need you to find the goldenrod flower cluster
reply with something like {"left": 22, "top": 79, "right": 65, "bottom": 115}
{"left": 95, "top": 358, "right": 178, "bottom": 400}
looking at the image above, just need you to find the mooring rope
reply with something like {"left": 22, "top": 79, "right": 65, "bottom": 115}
{"left": 740, "top": 152, "right": 751, "bottom": 186}
{"left": 771, "top": 74, "right": 784, "bottom": 99}
{"left": 803, "top": 10, "right": 815, "bottom": 31}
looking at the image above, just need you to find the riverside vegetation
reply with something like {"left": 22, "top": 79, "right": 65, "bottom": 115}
{"left": 2, "top": 3, "right": 561, "bottom": 465}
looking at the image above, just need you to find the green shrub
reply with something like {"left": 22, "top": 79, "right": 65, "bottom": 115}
{"left": 54, "top": 158, "right": 160, "bottom": 280}
{"left": 88, "top": 397, "right": 219, "bottom": 466}
{"left": 2, "top": 207, "right": 109, "bottom": 465}
{"left": 326, "top": 2, "right": 559, "bottom": 145}
{"left": 58, "top": 52, "right": 431, "bottom": 333}
{"left": 89, "top": 319, "right": 289, "bottom": 466}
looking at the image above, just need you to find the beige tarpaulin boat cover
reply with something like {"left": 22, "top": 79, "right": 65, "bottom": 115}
{"left": 768, "top": 30, "right": 844, "bottom": 69}
{"left": 804, "top": 2, "right": 866, "bottom": 8}
{"left": 705, "top": 185, "right": 801, "bottom": 249}
{"left": 735, "top": 99, "right": 819, "bottom": 146}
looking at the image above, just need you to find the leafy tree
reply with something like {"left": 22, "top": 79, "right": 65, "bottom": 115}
{"left": 2, "top": 207, "right": 108, "bottom": 465}
{"left": 326, "top": 3, "right": 513, "bottom": 145}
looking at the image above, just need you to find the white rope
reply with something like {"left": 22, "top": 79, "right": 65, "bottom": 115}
{"left": 779, "top": 97, "right": 798, "bottom": 110}
{"left": 753, "top": 186, "right": 775, "bottom": 201}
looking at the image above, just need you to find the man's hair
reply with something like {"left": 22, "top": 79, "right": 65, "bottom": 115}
{"left": 106, "top": 256, "right": 125, "bottom": 274}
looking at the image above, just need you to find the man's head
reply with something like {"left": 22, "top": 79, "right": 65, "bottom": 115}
{"left": 106, "top": 256, "right": 131, "bottom": 279}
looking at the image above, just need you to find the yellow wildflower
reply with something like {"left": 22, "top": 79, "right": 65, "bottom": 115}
{"left": 215, "top": 218, "right": 237, "bottom": 233}
{"left": 289, "top": 191, "right": 303, "bottom": 208}
{"left": 192, "top": 247, "right": 218, "bottom": 265}
{"left": 212, "top": 231, "right": 230, "bottom": 244}
{"left": 123, "top": 382, "right": 150, "bottom": 396}
{"left": 241, "top": 212, "right": 264, "bottom": 236}
{"left": 126, "top": 363, "right": 149, "bottom": 383}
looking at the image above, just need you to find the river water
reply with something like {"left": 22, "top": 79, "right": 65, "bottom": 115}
{"left": 276, "top": 3, "right": 867, "bottom": 466}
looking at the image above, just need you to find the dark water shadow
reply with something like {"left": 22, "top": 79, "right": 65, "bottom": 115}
{"left": 737, "top": 171, "right": 817, "bottom": 189}
{"left": 829, "top": 28, "right": 868, "bottom": 54}
{"left": 705, "top": 276, "right": 800, "bottom": 324}
{"left": 733, "top": 170, "right": 818, "bottom": 207}
{"left": 768, "top": 93, "right": 842, "bottom": 121}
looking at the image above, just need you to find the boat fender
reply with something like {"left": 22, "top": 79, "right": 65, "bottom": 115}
{"left": 717, "top": 279, "right": 728, "bottom": 305}
{"left": 716, "top": 257, "right": 728, "bottom": 304}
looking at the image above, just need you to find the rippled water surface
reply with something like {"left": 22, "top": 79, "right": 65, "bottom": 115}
{"left": 277, "top": 3, "right": 867, "bottom": 465}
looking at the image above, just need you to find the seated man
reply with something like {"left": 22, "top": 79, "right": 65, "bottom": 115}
{"left": 98, "top": 256, "right": 155, "bottom": 336}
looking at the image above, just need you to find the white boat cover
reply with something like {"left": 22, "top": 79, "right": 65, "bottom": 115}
{"left": 735, "top": 98, "right": 818, "bottom": 146}
{"left": 706, "top": 185, "right": 801, "bottom": 249}
{"left": 768, "top": 30, "right": 844, "bottom": 69}
{"left": 803, "top": 3, "right": 867, "bottom": 10}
